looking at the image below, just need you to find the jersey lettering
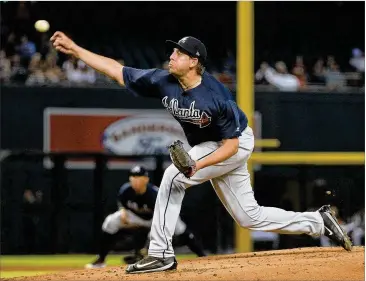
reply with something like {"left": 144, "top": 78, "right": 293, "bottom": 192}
{"left": 162, "top": 96, "right": 212, "bottom": 128}
{"left": 127, "top": 200, "right": 153, "bottom": 214}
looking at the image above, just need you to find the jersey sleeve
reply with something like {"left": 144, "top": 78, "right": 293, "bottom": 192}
{"left": 122, "top": 67, "right": 161, "bottom": 98}
{"left": 216, "top": 100, "right": 242, "bottom": 139}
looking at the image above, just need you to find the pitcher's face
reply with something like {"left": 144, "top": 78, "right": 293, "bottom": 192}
{"left": 168, "top": 48, "right": 198, "bottom": 77}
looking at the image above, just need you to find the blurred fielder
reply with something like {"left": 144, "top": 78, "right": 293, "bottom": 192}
{"left": 85, "top": 165, "right": 205, "bottom": 269}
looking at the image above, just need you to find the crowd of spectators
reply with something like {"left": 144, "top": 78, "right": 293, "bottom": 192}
{"left": 255, "top": 51, "right": 364, "bottom": 92}
{"left": 1, "top": 30, "right": 363, "bottom": 93}
{"left": 1, "top": 29, "right": 364, "bottom": 93}
{"left": 0, "top": 31, "right": 101, "bottom": 87}
{"left": 0, "top": 1, "right": 364, "bottom": 92}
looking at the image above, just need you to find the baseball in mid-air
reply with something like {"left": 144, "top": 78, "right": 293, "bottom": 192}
{"left": 34, "top": 20, "right": 50, "bottom": 32}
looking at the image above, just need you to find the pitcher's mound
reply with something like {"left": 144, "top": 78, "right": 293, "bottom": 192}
{"left": 6, "top": 247, "right": 365, "bottom": 281}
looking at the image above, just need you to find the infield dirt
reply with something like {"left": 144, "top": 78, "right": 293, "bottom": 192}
{"left": 3, "top": 247, "right": 364, "bottom": 281}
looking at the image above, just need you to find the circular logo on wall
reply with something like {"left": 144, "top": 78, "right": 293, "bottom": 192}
{"left": 102, "top": 116, "right": 190, "bottom": 155}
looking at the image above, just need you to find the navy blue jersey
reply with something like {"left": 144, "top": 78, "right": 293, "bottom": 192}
{"left": 117, "top": 182, "right": 158, "bottom": 220}
{"left": 123, "top": 67, "right": 248, "bottom": 147}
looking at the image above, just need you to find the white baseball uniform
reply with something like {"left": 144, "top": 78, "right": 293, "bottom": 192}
{"left": 148, "top": 126, "right": 324, "bottom": 258}
{"left": 121, "top": 66, "right": 325, "bottom": 259}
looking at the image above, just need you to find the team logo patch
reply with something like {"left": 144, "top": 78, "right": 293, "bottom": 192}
{"left": 162, "top": 96, "right": 212, "bottom": 128}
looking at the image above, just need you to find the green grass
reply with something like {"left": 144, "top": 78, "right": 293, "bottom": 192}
{"left": 0, "top": 271, "right": 56, "bottom": 278}
{"left": 1, "top": 254, "right": 122, "bottom": 267}
{"left": 0, "top": 254, "right": 197, "bottom": 278}
{"left": 0, "top": 254, "right": 196, "bottom": 267}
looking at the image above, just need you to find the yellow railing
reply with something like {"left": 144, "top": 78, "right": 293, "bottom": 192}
{"left": 251, "top": 152, "right": 365, "bottom": 165}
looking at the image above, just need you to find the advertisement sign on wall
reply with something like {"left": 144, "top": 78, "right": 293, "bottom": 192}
{"left": 44, "top": 108, "right": 190, "bottom": 169}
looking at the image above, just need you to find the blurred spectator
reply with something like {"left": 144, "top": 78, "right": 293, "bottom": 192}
{"left": 217, "top": 50, "right": 236, "bottom": 91}
{"left": 25, "top": 68, "right": 46, "bottom": 86}
{"left": 349, "top": 48, "right": 365, "bottom": 87}
{"left": 62, "top": 58, "right": 95, "bottom": 85}
{"left": 28, "top": 52, "right": 42, "bottom": 73}
{"left": 25, "top": 52, "right": 46, "bottom": 86}
{"left": 293, "top": 55, "right": 305, "bottom": 70}
{"left": 78, "top": 60, "right": 96, "bottom": 84}
{"left": 43, "top": 53, "right": 64, "bottom": 84}
{"left": 216, "top": 70, "right": 235, "bottom": 91}
{"left": 0, "top": 50, "right": 12, "bottom": 83}
{"left": 312, "top": 58, "right": 326, "bottom": 84}
{"left": 16, "top": 35, "right": 36, "bottom": 65}
{"left": 324, "top": 62, "right": 346, "bottom": 91}
{"left": 292, "top": 55, "right": 307, "bottom": 89}
{"left": 62, "top": 56, "right": 77, "bottom": 79}
{"left": 10, "top": 54, "right": 28, "bottom": 83}
{"left": 292, "top": 66, "right": 307, "bottom": 89}
{"left": 255, "top": 61, "right": 300, "bottom": 91}
{"left": 349, "top": 48, "right": 365, "bottom": 73}
{"left": 326, "top": 55, "right": 336, "bottom": 69}
{"left": 217, "top": 70, "right": 234, "bottom": 84}
{"left": 62, "top": 57, "right": 83, "bottom": 84}
{"left": 347, "top": 208, "right": 365, "bottom": 246}
{"left": 4, "top": 32, "right": 17, "bottom": 57}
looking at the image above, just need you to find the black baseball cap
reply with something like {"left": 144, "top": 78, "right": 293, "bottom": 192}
{"left": 129, "top": 166, "right": 149, "bottom": 177}
{"left": 166, "top": 36, "right": 207, "bottom": 64}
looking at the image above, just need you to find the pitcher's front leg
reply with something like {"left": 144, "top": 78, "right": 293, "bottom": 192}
{"left": 148, "top": 164, "right": 186, "bottom": 258}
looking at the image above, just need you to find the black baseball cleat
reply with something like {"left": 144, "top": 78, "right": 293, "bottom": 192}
{"left": 125, "top": 256, "right": 177, "bottom": 274}
{"left": 318, "top": 205, "right": 353, "bottom": 251}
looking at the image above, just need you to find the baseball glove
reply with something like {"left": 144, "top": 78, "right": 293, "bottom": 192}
{"left": 168, "top": 140, "right": 196, "bottom": 178}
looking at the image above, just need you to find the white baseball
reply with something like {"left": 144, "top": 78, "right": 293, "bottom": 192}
{"left": 34, "top": 20, "right": 50, "bottom": 33}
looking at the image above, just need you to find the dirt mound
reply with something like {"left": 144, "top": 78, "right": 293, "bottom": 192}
{"left": 4, "top": 247, "right": 364, "bottom": 281}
